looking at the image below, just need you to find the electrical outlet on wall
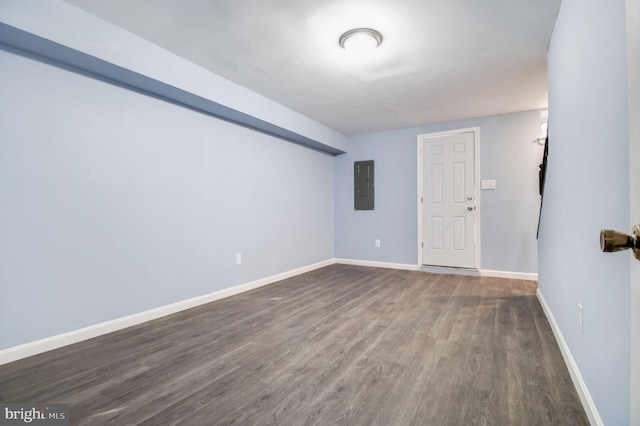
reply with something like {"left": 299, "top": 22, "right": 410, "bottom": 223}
{"left": 578, "top": 303, "right": 583, "bottom": 333}
{"left": 235, "top": 253, "right": 242, "bottom": 265}
{"left": 375, "top": 239, "right": 381, "bottom": 248}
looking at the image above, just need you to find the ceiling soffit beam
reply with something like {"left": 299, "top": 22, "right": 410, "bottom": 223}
{"left": 0, "top": 20, "right": 345, "bottom": 155}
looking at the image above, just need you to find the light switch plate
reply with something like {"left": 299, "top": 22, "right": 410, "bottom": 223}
{"left": 481, "top": 179, "right": 496, "bottom": 190}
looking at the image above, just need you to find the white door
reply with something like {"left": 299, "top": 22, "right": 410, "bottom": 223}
{"left": 421, "top": 131, "right": 477, "bottom": 268}
{"left": 628, "top": 0, "right": 640, "bottom": 421}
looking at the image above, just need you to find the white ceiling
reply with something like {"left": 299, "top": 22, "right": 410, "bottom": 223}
{"left": 62, "top": 0, "right": 561, "bottom": 135}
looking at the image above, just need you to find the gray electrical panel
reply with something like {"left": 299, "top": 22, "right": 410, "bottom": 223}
{"left": 354, "top": 160, "right": 374, "bottom": 210}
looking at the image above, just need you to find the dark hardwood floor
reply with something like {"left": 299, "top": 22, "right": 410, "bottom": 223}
{"left": 0, "top": 264, "right": 588, "bottom": 425}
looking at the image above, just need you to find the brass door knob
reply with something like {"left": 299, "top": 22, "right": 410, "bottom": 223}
{"left": 600, "top": 226, "right": 640, "bottom": 260}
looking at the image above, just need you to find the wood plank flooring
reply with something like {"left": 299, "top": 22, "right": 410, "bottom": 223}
{"left": 0, "top": 264, "right": 589, "bottom": 425}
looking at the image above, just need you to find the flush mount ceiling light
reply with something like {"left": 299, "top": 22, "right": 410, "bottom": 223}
{"left": 339, "top": 28, "right": 383, "bottom": 52}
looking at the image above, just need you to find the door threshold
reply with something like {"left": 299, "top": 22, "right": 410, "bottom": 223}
{"left": 420, "top": 265, "right": 478, "bottom": 276}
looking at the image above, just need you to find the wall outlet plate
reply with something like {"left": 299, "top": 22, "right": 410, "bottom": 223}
{"left": 375, "top": 239, "right": 381, "bottom": 248}
{"left": 578, "top": 303, "right": 583, "bottom": 333}
{"left": 235, "top": 253, "right": 242, "bottom": 265}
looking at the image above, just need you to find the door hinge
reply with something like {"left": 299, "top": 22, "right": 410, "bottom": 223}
{"left": 421, "top": 242, "right": 424, "bottom": 248}
{"left": 421, "top": 197, "right": 423, "bottom": 203}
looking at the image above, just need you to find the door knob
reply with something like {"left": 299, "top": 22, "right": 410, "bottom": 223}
{"left": 467, "top": 206, "right": 474, "bottom": 211}
{"left": 600, "top": 225, "right": 640, "bottom": 260}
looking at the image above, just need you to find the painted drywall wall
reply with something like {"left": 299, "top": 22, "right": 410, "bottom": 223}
{"left": 334, "top": 110, "right": 544, "bottom": 273}
{"left": 0, "top": 46, "right": 335, "bottom": 350}
{"left": 539, "top": 0, "right": 630, "bottom": 423}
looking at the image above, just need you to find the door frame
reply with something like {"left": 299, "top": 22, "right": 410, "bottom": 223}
{"left": 417, "top": 127, "right": 481, "bottom": 269}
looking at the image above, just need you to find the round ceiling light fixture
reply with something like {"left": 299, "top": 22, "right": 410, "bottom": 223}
{"left": 339, "top": 28, "right": 383, "bottom": 52}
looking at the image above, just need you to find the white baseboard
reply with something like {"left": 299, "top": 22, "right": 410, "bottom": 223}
{"left": 536, "top": 288, "right": 603, "bottom": 426}
{"left": 480, "top": 269, "right": 538, "bottom": 281}
{"left": 333, "top": 260, "right": 537, "bottom": 281}
{"left": 334, "top": 258, "right": 419, "bottom": 271}
{"left": 0, "top": 259, "right": 335, "bottom": 366}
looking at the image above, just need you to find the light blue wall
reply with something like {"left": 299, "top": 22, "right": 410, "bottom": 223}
{"left": 0, "top": 46, "right": 335, "bottom": 350}
{"left": 335, "top": 110, "right": 544, "bottom": 273}
{"left": 539, "top": 0, "right": 630, "bottom": 424}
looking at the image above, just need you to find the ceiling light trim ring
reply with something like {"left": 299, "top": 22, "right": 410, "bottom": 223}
{"left": 339, "top": 28, "right": 383, "bottom": 49}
